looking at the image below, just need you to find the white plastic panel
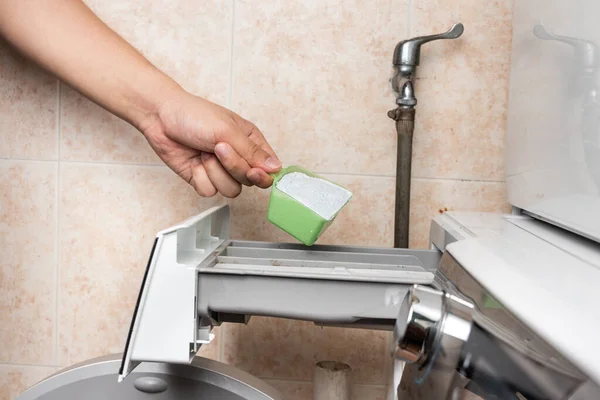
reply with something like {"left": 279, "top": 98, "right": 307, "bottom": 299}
{"left": 118, "top": 205, "right": 230, "bottom": 381}
{"left": 118, "top": 205, "right": 439, "bottom": 382}
{"left": 506, "top": 0, "right": 600, "bottom": 242}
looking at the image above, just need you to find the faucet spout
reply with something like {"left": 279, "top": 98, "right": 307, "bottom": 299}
{"left": 391, "top": 23, "right": 464, "bottom": 87}
{"left": 397, "top": 80, "right": 417, "bottom": 108}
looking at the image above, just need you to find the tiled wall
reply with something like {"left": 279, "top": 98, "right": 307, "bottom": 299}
{"left": 0, "top": 1, "right": 512, "bottom": 399}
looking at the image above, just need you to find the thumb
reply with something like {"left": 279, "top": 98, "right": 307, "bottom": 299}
{"left": 220, "top": 131, "right": 281, "bottom": 172}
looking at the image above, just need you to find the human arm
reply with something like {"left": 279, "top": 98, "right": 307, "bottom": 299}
{"left": 0, "top": 0, "right": 281, "bottom": 197}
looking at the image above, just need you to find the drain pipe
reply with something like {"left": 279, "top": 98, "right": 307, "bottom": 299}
{"left": 313, "top": 361, "right": 351, "bottom": 400}
{"left": 388, "top": 23, "right": 464, "bottom": 248}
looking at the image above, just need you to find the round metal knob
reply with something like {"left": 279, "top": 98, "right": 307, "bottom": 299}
{"left": 393, "top": 285, "right": 444, "bottom": 365}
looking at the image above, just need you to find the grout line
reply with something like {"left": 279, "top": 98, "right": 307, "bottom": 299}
{"left": 56, "top": 160, "right": 166, "bottom": 168}
{"left": 0, "top": 157, "right": 507, "bottom": 183}
{"left": 261, "top": 377, "right": 386, "bottom": 387}
{"left": 352, "top": 383, "right": 389, "bottom": 389}
{"left": 0, "top": 157, "right": 165, "bottom": 168}
{"left": 318, "top": 171, "right": 504, "bottom": 183}
{"left": 218, "top": 325, "right": 225, "bottom": 363}
{"left": 382, "top": 331, "right": 392, "bottom": 389}
{"left": 53, "top": 81, "right": 61, "bottom": 366}
{"left": 318, "top": 171, "right": 396, "bottom": 178}
{"left": 0, "top": 157, "right": 57, "bottom": 163}
{"left": 227, "top": 0, "right": 236, "bottom": 110}
{"left": 412, "top": 176, "right": 505, "bottom": 183}
{"left": 407, "top": 0, "right": 413, "bottom": 37}
{"left": 262, "top": 377, "right": 312, "bottom": 384}
{"left": 53, "top": 162, "right": 60, "bottom": 366}
{"left": 0, "top": 156, "right": 507, "bottom": 184}
{"left": 57, "top": 81, "right": 61, "bottom": 160}
{"left": 0, "top": 362, "right": 61, "bottom": 369}
{"left": 262, "top": 376, "right": 388, "bottom": 389}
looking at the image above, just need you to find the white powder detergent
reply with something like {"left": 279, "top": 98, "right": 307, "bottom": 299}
{"left": 276, "top": 172, "right": 352, "bottom": 220}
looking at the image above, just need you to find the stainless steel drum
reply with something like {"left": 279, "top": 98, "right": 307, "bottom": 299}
{"left": 16, "top": 354, "right": 281, "bottom": 400}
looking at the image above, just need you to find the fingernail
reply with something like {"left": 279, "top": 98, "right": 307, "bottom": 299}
{"left": 215, "top": 143, "right": 230, "bottom": 158}
{"left": 265, "top": 157, "right": 281, "bottom": 169}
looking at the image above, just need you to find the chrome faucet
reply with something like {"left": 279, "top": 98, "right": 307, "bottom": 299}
{"left": 391, "top": 23, "right": 464, "bottom": 93}
{"left": 534, "top": 24, "right": 600, "bottom": 189}
{"left": 533, "top": 24, "right": 599, "bottom": 73}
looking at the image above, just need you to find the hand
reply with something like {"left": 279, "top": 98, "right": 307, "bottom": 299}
{"left": 140, "top": 90, "right": 282, "bottom": 198}
{"left": 0, "top": 0, "right": 282, "bottom": 199}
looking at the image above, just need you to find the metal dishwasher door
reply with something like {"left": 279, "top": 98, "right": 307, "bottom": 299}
{"left": 16, "top": 354, "right": 281, "bottom": 400}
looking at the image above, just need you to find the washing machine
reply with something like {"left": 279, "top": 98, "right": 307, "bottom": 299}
{"left": 16, "top": 0, "right": 600, "bottom": 398}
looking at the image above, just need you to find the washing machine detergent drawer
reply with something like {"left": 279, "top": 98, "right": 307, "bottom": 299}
{"left": 17, "top": 205, "right": 440, "bottom": 399}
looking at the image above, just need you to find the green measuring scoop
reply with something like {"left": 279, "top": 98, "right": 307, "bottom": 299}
{"left": 267, "top": 166, "right": 352, "bottom": 246}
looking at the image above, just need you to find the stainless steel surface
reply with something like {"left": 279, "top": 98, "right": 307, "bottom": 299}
{"left": 393, "top": 285, "right": 444, "bottom": 364}
{"left": 396, "top": 80, "right": 417, "bottom": 108}
{"left": 16, "top": 353, "right": 281, "bottom": 400}
{"left": 437, "top": 253, "right": 585, "bottom": 378}
{"left": 397, "top": 252, "right": 597, "bottom": 400}
{"left": 392, "top": 22, "right": 464, "bottom": 82}
{"left": 393, "top": 283, "right": 474, "bottom": 398}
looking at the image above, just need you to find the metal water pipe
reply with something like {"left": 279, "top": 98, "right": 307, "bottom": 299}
{"left": 388, "top": 23, "right": 464, "bottom": 248}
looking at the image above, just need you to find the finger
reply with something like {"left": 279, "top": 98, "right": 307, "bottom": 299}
{"left": 213, "top": 142, "right": 253, "bottom": 186}
{"left": 247, "top": 167, "right": 274, "bottom": 189}
{"left": 217, "top": 126, "right": 282, "bottom": 173}
{"left": 190, "top": 160, "right": 217, "bottom": 197}
{"left": 201, "top": 152, "right": 242, "bottom": 198}
{"left": 246, "top": 123, "right": 278, "bottom": 159}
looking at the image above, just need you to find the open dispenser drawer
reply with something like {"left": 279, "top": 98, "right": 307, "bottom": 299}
{"left": 119, "top": 205, "right": 441, "bottom": 381}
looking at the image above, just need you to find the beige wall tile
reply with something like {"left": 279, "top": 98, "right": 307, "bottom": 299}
{"left": 223, "top": 318, "right": 318, "bottom": 381}
{"left": 0, "top": 41, "right": 57, "bottom": 159}
{"left": 263, "top": 380, "right": 312, "bottom": 400}
{"left": 227, "top": 185, "right": 290, "bottom": 244}
{"left": 197, "top": 326, "right": 221, "bottom": 361}
{"left": 83, "top": 0, "right": 231, "bottom": 100}
{"left": 58, "top": 163, "right": 219, "bottom": 366}
{"left": 409, "top": 178, "right": 510, "bottom": 248}
{"left": 232, "top": 0, "right": 407, "bottom": 176}
{"left": 351, "top": 384, "right": 388, "bottom": 400}
{"left": 0, "top": 161, "right": 56, "bottom": 364}
{"left": 230, "top": 174, "right": 395, "bottom": 247}
{"left": 318, "top": 176, "right": 394, "bottom": 247}
{"left": 0, "top": 365, "right": 57, "bottom": 400}
{"left": 409, "top": 0, "right": 513, "bottom": 181}
{"left": 317, "top": 326, "right": 389, "bottom": 385}
{"left": 223, "top": 318, "right": 389, "bottom": 385}
{"left": 60, "top": 86, "right": 160, "bottom": 164}
{"left": 60, "top": 0, "right": 232, "bottom": 163}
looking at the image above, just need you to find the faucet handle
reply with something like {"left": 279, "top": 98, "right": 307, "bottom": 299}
{"left": 393, "top": 23, "right": 464, "bottom": 77}
{"left": 533, "top": 24, "right": 599, "bottom": 70}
